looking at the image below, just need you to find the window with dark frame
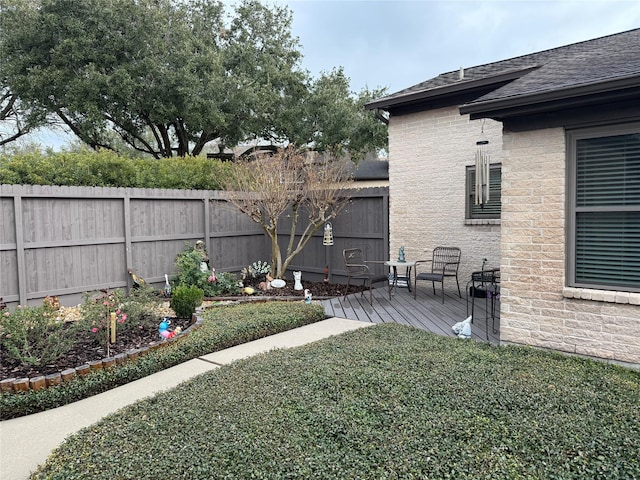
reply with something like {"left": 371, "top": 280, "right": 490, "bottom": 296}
{"left": 466, "top": 163, "right": 502, "bottom": 219}
{"left": 567, "top": 124, "right": 640, "bottom": 292}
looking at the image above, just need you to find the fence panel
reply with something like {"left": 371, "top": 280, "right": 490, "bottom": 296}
{"left": 0, "top": 184, "right": 388, "bottom": 307}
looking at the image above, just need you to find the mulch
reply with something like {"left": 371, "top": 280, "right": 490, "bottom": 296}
{"left": 0, "top": 281, "right": 366, "bottom": 381}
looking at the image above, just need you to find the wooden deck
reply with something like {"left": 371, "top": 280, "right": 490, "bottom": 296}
{"left": 320, "top": 282, "right": 500, "bottom": 344}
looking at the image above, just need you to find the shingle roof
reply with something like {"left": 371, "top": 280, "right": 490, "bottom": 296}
{"left": 367, "top": 28, "right": 640, "bottom": 113}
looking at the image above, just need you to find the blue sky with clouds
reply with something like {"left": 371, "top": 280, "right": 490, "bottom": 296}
{"left": 285, "top": 0, "right": 640, "bottom": 93}
{"left": 27, "top": 0, "right": 640, "bottom": 148}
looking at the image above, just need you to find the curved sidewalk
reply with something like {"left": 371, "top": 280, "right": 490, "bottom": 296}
{"left": 1, "top": 317, "right": 371, "bottom": 480}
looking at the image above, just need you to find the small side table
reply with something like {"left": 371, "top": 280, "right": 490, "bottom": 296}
{"left": 385, "top": 260, "right": 416, "bottom": 299}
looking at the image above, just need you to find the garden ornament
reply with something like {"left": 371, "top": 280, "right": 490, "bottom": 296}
{"left": 323, "top": 222, "right": 334, "bottom": 246}
{"left": 128, "top": 269, "right": 146, "bottom": 288}
{"left": 164, "top": 274, "right": 172, "bottom": 297}
{"left": 293, "top": 271, "right": 303, "bottom": 290}
{"left": 259, "top": 274, "right": 273, "bottom": 291}
{"left": 398, "top": 246, "right": 405, "bottom": 263}
{"left": 304, "top": 289, "right": 312, "bottom": 304}
{"left": 452, "top": 316, "right": 472, "bottom": 339}
{"left": 195, "top": 240, "right": 209, "bottom": 258}
{"left": 158, "top": 318, "right": 182, "bottom": 339}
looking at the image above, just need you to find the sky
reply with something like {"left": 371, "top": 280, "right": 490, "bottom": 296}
{"left": 284, "top": 0, "right": 640, "bottom": 93}
{"left": 26, "top": 0, "right": 640, "bottom": 148}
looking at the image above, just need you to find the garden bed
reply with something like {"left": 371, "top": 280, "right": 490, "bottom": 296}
{"left": 0, "top": 303, "right": 198, "bottom": 393}
{"left": 0, "top": 281, "right": 366, "bottom": 393}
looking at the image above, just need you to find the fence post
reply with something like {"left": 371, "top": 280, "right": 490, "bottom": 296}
{"left": 13, "top": 191, "right": 27, "bottom": 305}
{"left": 123, "top": 195, "right": 133, "bottom": 293}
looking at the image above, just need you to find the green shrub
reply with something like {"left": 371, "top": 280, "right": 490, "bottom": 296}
{"left": 0, "top": 303, "right": 80, "bottom": 367}
{"left": 170, "top": 286, "right": 204, "bottom": 319}
{"left": 0, "top": 150, "right": 232, "bottom": 190}
{"left": 172, "top": 245, "right": 240, "bottom": 296}
{"left": 208, "top": 271, "right": 241, "bottom": 296}
{"left": 240, "top": 259, "right": 271, "bottom": 288}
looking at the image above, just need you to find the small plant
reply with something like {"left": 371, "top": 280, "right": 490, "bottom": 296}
{"left": 0, "top": 303, "right": 80, "bottom": 367}
{"left": 170, "top": 286, "right": 204, "bottom": 319}
{"left": 79, "top": 286, "right": 160, "bottom": 348}
{"left": 173, "top": 247, "right": 209, "bottom": 288}
{"left": 241, "top": 260, "right": 271, "bottom": 287}
{"left": 172, "top": 244, "right": 240, "bottom": 296}
{"left": 207, "top": 271, "right": 241, "bottom": 296}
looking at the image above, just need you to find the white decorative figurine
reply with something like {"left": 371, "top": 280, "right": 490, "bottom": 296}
{"left": 293, "top": 271, "right": 303, "bottom": 290}
{"left": 304, "top": 289, "right": 312, "bottom": 304}
{"left": 452, "top": 316, "right": 472, "bottom": 339}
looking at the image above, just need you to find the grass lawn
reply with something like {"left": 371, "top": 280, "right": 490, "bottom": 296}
{"left": 32, "top": 322, "right": 640, "bottom": 479}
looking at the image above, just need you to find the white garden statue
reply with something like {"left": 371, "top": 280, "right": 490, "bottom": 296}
{"left": 293, "top": 271, "right": 303, "bottom": 290}
{"left": 452, "top": 316, "right": 472, "bottom": 339}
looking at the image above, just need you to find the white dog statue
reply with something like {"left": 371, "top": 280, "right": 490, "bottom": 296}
{"left": 293, "top": 271, "right": 303, "bottom": 290}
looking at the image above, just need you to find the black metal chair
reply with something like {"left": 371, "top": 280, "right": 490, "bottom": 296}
{"left": 413, "top": 247, "right": 462, "bottom": 302}
{"left": 466, "top": 268, "right": 500, "bottom": 340}
{"left": 343, "top": 248, "right": 374, "bottom": 305}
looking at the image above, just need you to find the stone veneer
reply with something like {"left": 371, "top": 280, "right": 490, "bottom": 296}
{"left": 387, "top": 107, "right": 502, "bottom": 284}
{"left": 500, "top": 126, "right": 639, "bottom": 366}
{"left": 388, "top": 107, "right": 639, "bottom": 366}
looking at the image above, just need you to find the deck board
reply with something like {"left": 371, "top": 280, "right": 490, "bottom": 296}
{"left": 320, "top": 282, "right": 500, "bottom": 344}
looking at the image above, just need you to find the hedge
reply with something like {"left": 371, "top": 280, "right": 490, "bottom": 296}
{"left": 0, "top": 150, "right": 232, "bottom": 190}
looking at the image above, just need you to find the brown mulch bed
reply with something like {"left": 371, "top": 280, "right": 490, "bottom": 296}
{"left": 0, "top": 281, "right": 366, "bottom": 382}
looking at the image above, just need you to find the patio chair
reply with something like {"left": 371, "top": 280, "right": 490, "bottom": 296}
{"left": 343, "top": 247, "right": 374, "bottom": 305}
{"left": 413, "top": 247, "right": 462, "bottom": 303}
{"left": 466, "top": 268, "right": 500, "bottom": 340}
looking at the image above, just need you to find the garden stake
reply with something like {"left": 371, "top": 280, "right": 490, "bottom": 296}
{"left": 110, "top": 312, "right": 117, "bottom": 344}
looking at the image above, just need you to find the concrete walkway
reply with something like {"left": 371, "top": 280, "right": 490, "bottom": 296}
{"left": 0, "top": 317, "right": 371, "bottom": 480}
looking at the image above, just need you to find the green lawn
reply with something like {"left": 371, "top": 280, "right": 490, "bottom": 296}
{"left": 32, "top": 323, "right": 640, "bottom": 479}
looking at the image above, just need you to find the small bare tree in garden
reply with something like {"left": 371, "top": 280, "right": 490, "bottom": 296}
{"left": 225, "top": 147, "right": 354, "bottom": 279}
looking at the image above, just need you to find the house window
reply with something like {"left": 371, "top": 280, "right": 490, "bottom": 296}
{"left": 466, "top": 164, "right": 501, "bottom": 219}
{"left": 567, "top": 123, "right": 640, "bottom": 292}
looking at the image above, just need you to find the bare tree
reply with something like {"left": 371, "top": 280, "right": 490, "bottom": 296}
{"left": 225, "top": 147, "right": 354, "bottom": 279}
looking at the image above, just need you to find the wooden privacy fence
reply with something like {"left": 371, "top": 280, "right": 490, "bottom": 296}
{"left": 0, "top": 184, "right": 388, "bottom": 307}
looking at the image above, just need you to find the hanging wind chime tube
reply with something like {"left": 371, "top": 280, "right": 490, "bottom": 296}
{"left": 475, "top": 140, "right": 490, "bottom": 206}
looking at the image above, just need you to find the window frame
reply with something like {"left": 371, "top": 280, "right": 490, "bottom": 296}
{"left": 566, "top": 122, "right": 640, "bottom": 293}
{"left": 465, "top": 163, "right": 502, "bottom": 220}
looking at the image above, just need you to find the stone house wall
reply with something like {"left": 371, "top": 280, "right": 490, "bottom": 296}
{"left": 500, "top": 127, "right": 640, "bottom": 366}
{"left": 388, "top": 107, "right": 639, "bottom": 366}
{"left": 387, "top": 106, "right": 502, "bottom": 287}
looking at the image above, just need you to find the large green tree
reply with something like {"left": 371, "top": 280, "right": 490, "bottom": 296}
{"left": 0, "top": 0, "right": 49, "bottom": 147}
{"left": 1, "top": 0, "right": 387, "bottom": 158}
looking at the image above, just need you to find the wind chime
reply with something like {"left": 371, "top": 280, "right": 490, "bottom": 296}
{"left": 475, "top": 139, "right": 490, "bottom": 207}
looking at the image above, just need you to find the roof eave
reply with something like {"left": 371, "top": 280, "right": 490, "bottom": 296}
{"left": 365, "top": 66, "right": 539, "bottom": 111}
{"left": 459, "top": 75, "right": 640, "bottom": 119}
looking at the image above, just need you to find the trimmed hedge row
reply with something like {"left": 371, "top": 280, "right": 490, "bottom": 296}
{"left": 0, "top": 302, "right": 326, "bottom": 420}
{"left": 0, "top": 150, "right": 232, "bottom": 190}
